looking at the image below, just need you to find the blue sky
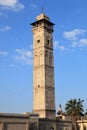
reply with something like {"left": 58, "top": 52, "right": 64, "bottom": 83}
{"left": 0, "top": 0, "right": 87, "bottom": 114}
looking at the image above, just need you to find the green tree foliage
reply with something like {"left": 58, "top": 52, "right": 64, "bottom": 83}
{"left": 85, "top": 109, "right": 87, "bottom": 116}
{"left": 65, "top": 99, "right": 84, "bottom": 130}
{"left": 65, "top": 98, "right": 84, "bottom": 120}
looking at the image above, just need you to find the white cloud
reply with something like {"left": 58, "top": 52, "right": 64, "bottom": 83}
{"left": 0, "top": 0, "right": 16, "bottom": 6}
{"left": 72, "top": 39, "right": 87, "bottom": 48}
{"left": 63, "top": 29, "right": 86, "bottom": 40}
{"left": 14, "top": 49, "right": 33, "bottom": 65}
{"left": 0, "top": 26, "right": 11, "bottom": 31}
{"left": 53, "top": 41, "right": 65, "bottom": 51}
{"left": 0, "top": 0, "right": 24, "bottom": 11}
{"left": 0, "top": 51, "right": 8, "bottom": 56}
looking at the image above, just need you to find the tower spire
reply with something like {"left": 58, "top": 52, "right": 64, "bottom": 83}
{"left": 41, "top": 6, "right": 44, "bottom": 13}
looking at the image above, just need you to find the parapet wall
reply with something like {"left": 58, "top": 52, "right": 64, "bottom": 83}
{"left": 0, "top": 113, "right": 39, "bottom": 130}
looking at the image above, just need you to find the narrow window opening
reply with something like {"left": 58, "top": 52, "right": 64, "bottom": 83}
{"left": 47, "top": 39, "right": 50, "bottom": 45}
{"left": 38, "top": 85, "right": 40, "bottom": 88}
{"left": 37, "top": 39, "right": 40, "bottom": 43}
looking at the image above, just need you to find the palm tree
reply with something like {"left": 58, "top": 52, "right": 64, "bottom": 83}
{"left": 65, "top": 98, "right": 84, "bottom": 130}
{"left": 65, "top": 99, "right": 84, "bottom": 119}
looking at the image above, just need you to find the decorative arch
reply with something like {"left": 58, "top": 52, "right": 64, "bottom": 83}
{"left": 39, "top": 50, "right": 43, "bottom": 65}
{"left": 45, "top": 50, "right": 49, "bottom": 65}
{"left": 34, "top": 52, "right": 38, "bottom": 66}
{"left": 49, "top": 52, "right": 53, "bottom": 66}
{"left": 50, "top": 38, "right": 53, "bottom": 47}
{"left": 45, "top": 36, "right": 50, "bottom": 46}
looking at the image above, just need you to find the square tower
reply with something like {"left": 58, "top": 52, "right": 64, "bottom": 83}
{"left": 31, "top": 13, "right": 56, "bottom": 119}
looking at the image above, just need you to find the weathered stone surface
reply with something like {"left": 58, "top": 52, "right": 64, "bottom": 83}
{"left": 32, "top": 13, "right": 55, "bottom": 119}
{"left": 0, "top": 113, "right": 39, "bottom": 130}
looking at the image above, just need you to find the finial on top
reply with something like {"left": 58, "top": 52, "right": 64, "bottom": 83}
{"left": 41, "top": 6, "right": 44, "bottom": 13}
{"left": 36, "top": 8, "right": 50, "bottom": 21}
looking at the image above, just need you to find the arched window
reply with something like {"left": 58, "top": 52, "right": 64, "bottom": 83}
{"left": 45, "top": 50, "right": 49, "bottom": 65}
{"left": 46, "top": 36, "right": 50, "bottom": 46}
{"left": 39, "top": 51, "right": 43, "bottom": 65}
{"left": 50, "top": 38, "right": 53, "bottom": 47}
{"left": 34, "top": 52, "right": 38, "bottom": 66}
{"left": 49, "top": 52, "right": 53, "bottom": 66}
{"left": 47, "top": 39, "right": 50, "bottom": 45}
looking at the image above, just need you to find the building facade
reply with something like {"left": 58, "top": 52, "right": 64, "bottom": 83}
{"left": 0, "top": 113, "right": 38, "bottom": 130}
{"left": 77, "top": 117, "right": 87, "bottom": 130}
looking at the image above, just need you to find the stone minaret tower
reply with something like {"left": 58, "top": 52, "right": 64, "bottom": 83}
{"left": 31, "top": 13, "right": 55, "bottom": 119}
